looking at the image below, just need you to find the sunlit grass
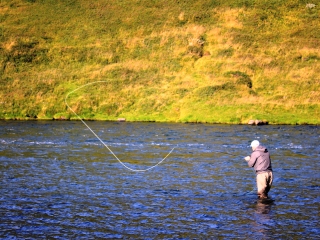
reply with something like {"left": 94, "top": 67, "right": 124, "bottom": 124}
{"left": 0, "top": 0, "right": 319, "bottom": 124}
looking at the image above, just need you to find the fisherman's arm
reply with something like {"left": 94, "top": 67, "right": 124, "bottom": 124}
{"left": 244, "top": 152, "right": 258, "bottom": 167}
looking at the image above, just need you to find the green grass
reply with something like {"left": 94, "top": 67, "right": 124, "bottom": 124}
{"left": 0, "top": 0, "right": 319, "bottom": 124}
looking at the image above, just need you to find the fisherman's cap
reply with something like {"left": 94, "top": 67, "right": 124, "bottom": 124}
{"left": 250, "top": 140, "right": 260, "bottom": 147}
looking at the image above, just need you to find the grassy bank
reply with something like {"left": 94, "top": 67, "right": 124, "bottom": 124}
{"left": 0, "top": 0, "right": 319, "bottom": 124}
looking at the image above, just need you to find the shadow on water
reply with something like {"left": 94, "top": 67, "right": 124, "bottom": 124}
{"left": 248, "top": 200, "right": 275, "bottom": 239}
{"left": 255, "top": 200, "right": 274, "bottom": 214}
{"left": 0, "top": 121, "right": 319, "bottom": 239}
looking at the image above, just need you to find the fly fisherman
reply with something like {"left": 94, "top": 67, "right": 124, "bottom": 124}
{"left": 244, "top": 140, "right": 273, "bottom": 199}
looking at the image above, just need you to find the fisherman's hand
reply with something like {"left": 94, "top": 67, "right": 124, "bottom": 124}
{"left": 244, "top": 156, "right": 250, "bottom": 161}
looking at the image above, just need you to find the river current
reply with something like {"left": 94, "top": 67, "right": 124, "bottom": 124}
{"left": 0, "top": 121, "right": 319, "bottom": 239}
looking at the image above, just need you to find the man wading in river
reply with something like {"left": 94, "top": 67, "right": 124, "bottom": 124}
{"left": 244, "top": 140, "right": 273, "bottom": 199}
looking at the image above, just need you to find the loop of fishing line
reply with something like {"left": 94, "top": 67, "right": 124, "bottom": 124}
{"left": 65, "top": 81, "right": 175, "bottom": 172}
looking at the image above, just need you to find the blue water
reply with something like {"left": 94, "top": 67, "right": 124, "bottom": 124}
{"left": 0, "top": 121, "right": 319, "bottom": 239}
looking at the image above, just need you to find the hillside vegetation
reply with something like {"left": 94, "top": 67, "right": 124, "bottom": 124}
{"left": 0, "top": 0, "right": 319, "bottom": 124}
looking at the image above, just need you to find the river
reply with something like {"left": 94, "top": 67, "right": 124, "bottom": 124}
{"left": 0, "top": 121, "right": 319, "bottom": 239}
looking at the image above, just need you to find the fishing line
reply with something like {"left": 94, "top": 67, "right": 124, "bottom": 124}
{"left": 65, "top": 81, "right": 175, "bottom": 172}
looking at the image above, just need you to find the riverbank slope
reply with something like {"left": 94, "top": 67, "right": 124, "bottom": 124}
{"left": 0, "top": 0, "right": 319, "bottom": 124}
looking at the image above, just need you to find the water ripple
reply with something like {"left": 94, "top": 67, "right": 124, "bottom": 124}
{"left": 0, "top": 121, "right": 319, "bottom": 239}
